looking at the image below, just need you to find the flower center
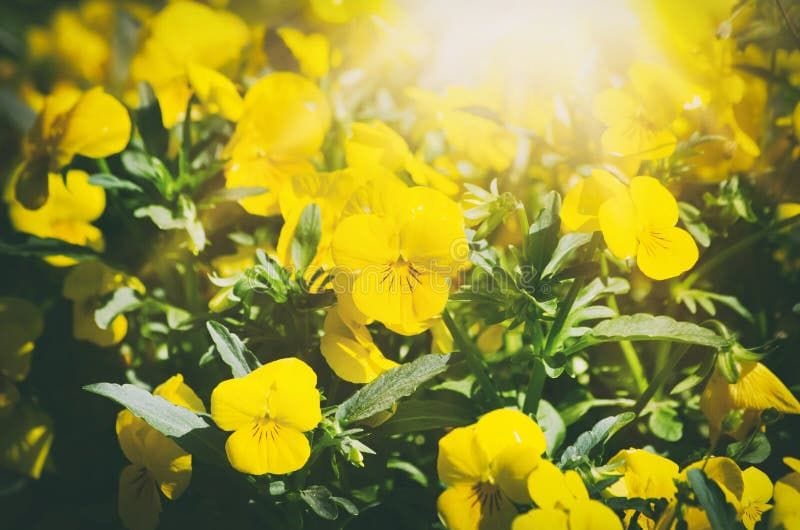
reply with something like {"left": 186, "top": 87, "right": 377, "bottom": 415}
{"left": 379, "top": 260, "right": 423, "bottom": 293}
{"left": 472, "top": 482, "right": 504, "bottom": 515}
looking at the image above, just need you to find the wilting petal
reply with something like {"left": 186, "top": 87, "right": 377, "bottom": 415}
{"left": 119, "top": 464, "right": 161, "bottom": 530}
{"left": 636, "top": 226, "right": 698, "bottom": 280}
{"left": 224, "top": 420, "right": 310, "bottom": 475}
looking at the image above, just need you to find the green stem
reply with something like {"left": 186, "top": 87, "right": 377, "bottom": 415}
{"left": 516, "top": 204, "right": 529, "bottom": 257}
{"left": 522, "top": 357, "right": 545, "bottom": 415}
{"left": 600, "top": 253, "right": 647, "bottom": 395}
{"left": 542, "top": 275, "right": 584, "bottom": 357}
{"left": 179, "top": 97, "right": 194, "bottom": 180}
{"left": 97, "top": 157, "right": 112, "bottom": 174}
{"left": 443, "top": 310, "right": 503, "bottom": 409}
{"left": 681, "top": 214, "right": 800, "bottom": 290}
{"left": 632, "top": 344, "right": 691, "bottom": 416}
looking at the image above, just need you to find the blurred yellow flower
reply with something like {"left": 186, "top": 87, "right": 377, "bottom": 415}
{"left": 276, "top": 27, "right": 338, "bottom": 79}
{"left": 7, "top": 170, "right": 106, "bottom": 267}
{"left": 331, "top": 185, "right": 467, "bottom": 333}
{"left": 594, "top": 62, "right": 693, "bottom": 160}
{"left": 117, "top": 374, "right": 205, "bottom": 530}
{"left": 320, "top": 307, "right": 397, "bottom": 383}
{"left": 211, "top": 357, "right": 321, "bottom": 475}
{"left": 515, "top": 460, "right": 623, "bottom": 530}
{"left": 62, "top": 261, "right": 145, "bottom": 347}
{"left": 308, "top": 0, "right": 388, "bottom": 24}
{"left": 701, "top": 360, "right": 800, "bottom": 442}
{"left": 0, "top": 403, "right": 54, "bottom": 480}
{"left": 437, "top": 408, "right": 547, "bottom": 530}
{"left": 346, "top": 121, "right": 459, "bottom": 195}
{"left": 223, "top": 72, "right": 332, "bottom": 216}
{"left": 0, "top": 298, "right": 43, "bottom": 415}
{"left": 597, "top": 176, "right": 699, "bottom": 280}
{"left": 13, "top": 87, "right": 130, "bottom": 208}
{"left": 130, "top": 0, "right": 248, "bottom": 126}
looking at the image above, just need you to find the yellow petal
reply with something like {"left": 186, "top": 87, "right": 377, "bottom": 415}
{"left": 629, "top": 176, "right": 679, "bottom": 229}
{"left": 186, "top": 63, "right": 243, "bottom": 121}
{"left": 399, "top": 186, "right": 467, "bottom": 271}
{"left": 727, "top": 362, "right": 800, "bottom": 414}
{"left": 224, "top": 154, "right": 312, "bottom": 217}
{"left": 118, "top": 464, "right": 161, "bottom": 530}
{"left": 210, "top": 374, "right": 271, "bottom": 432}
{"left": 142, "top": 428, "right": 192, "bottom": 500}
{"left": 594, "top": 89, "right": 637, "bottom": 126}
{"left": 332, "top": 214, "right": 398, "bottom": 272}
{"left": 771, "top": 472, "right": 800, "bottom": 530}
{"left": 636, "top": 226, "right": 699, "bottom": 280}
{"left": 565, "top": 469, "right": 590, "bottom": 501}
{"left": 569, "top": 500, "right": 624, "bottom": 530}
{"left": 267, "top": 382, "right": 322, "bottom": 433}
{"left": 59, "top": 87, "right": 131, "bottom": 161}
{"left": 153, "top": 374, "right": 206, "bottom": 413}
{"left": 785, "top": 458, "right": 800, "bottom": 474}
{"left": 437, "top": 482, "right": 517, "bottom": 530}
{"left": 606, "top": 448, "right": 679, "bottom": 500}
{"left": 491, "top": 443, "right": 543, "bottom": 504}
{"left": 0, "top": 297, "right": 43, "bottom": 381}
{"left": 437, "top": 425, "right": 486, "bottom": 485}
{"left": 276, "top": 28, "right": 332, "bottom": 80}
{"left": 601, "top": 122, "right": 676, "bottom": 159}
{"left": 116, "top": 410, "right": 149, "bottom": 466}
{"left": 598, "top": 194, "right": 638, "bottom": 259}
{"left": 527, "top": 460, "right": 574, "bottom": 510}
{"left": 562, "top": 169, "right": 628, "bottom": 233}
{"left": 224, "top": 420, "right": 310, "bottom": 475}
{"left": 345, "top": 121, "right": 411, "bottom": 172}
{"left": 320, "top": 309, "right": 398, "bottom": 383}
{"left": 404, "top": 156, "right": 460, "bottom": 196}
{"left": 512, "top": 509, "right": 569, "bottom": 530}
{"left": 740, "top": 467, "right": 773, "bottom": 530}
{"left": 474, "top": 408, "right": 547, "bottom": 464}
{"left": 684, "top": 457, "right": 744, "bottom": 501}
{"left": 72, "top": 298, "right": 128, "bottom": 347}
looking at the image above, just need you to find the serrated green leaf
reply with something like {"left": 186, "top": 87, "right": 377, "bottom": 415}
{"left": 336, "top": 354, "right": 450, "bottom": 425}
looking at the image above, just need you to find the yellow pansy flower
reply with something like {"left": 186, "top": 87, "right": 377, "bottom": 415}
{"left": 223, "top": 72, "right": 332, "bottom": 217}
{"left": 320, "top": 307, "right": 397, "bottom": 383}
{"left": 275, "top": 27, "right": 337, "bottom": 80}
{"left": 594, "top": 62, "right": 693, "bottom": 160}
{"left": 701, "top": 360, "right": 800, "bottom": 442}
{"left": 331, "top": 185, "right": 467, "bottom": 333}
{"left": 346, "top": 121, "right": 459, "bottom": 196}
{"left": 770, "top": 457, "right": 800, "bottom": 530}
{"left": 408, "top": 87, "right": 517, "bottom": 173}
{"left": 211, "top": 357, "right": 321, "bottom": 475}
{"left": 13, "top": 86, "right": 130, "bottom": 208}
{"left": 117, "top": 374, "right": 205, "bottom": 530}
{"left": 597, "top": 176, "right": 699, "bottom": 280}
{"left": 0, "top": 298, "right": 44, "bottom": 415}
{"left": 661, "top": 458, "right": 772, "bottom": 530}
{"left": 7, "top": 170, "right": 106, "bottom": 267}
{"left": 561, "top": 169, "right": 627, "bottom": 233}
{"left": 437, "top": 408, "right": 547, "bottom": 530}
{"left": 63, "top": 261, "right": 145, "bottom": 347}
{"left": 0, "top": 403, "right": 54, "bottom": 480}
{"left": 130, "top": 0, "right": 248, "bottom": 126}
{"left": 515, "top": 460, "right": 623, "bottom": 530}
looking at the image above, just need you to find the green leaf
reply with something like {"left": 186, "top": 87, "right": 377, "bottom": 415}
{"left": 386, "top": 459, "right": 429, "bottom": 487}
{"left": 300, "top": 485, "right": 339, "bottom": 520}
{"left": 648, "top": 404, "right": 683, "bottom": 442}
{"left": 564, "top": 314, "right": 728, "bottom": 355}
{"left": 206, "top": 321, "right": 260, "bottom": 377}
{"left": 559, "top": 412, "right": 635, "bottom": 468}
{"left": 134, "top": 82, "right": 168, "bottom": 157}
{"left": 687, "top": 469, "right": 745, "bottom": 530}
{"left": 536, "top": 399, "right": 566, "bottom": 455}
{"left": 336, "top": 354, "right": 450, "bottom": 425}
{"left": 121, "top": 150, "right": 173, "bottom": 197}
{"left": 291, "top": 203, "right": 322, "bottom": 272}
{"left": 89, "top": 173, "right": 144, "bottom": 193}
{"left": 94, "top": 287, "right": 141, "bottom": 330}
{"left": 377, "top": 396, "right": 477, "bottom": 435}
{"left": 83, "top": 382, "right": 227, "bottom": 466}
{"left": 200, "top": 186, "right": 268, "bottom": 205}
{"left": 0, "top": 236, "right": 99, "bottom": 261}
{"left": 331, "top": 496, "right": 359, "bottom": 516}
{"left": 135, "top": 205, "right": 184, "bottom": 230}
{"left": 525, "top": 191, "right": 561, "bottom": 274}
{"left": 541, "top": 232, "right": 592, "bottom": 278}
{"left": 726, "top": 432, "right": 771, "bottom": 464}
